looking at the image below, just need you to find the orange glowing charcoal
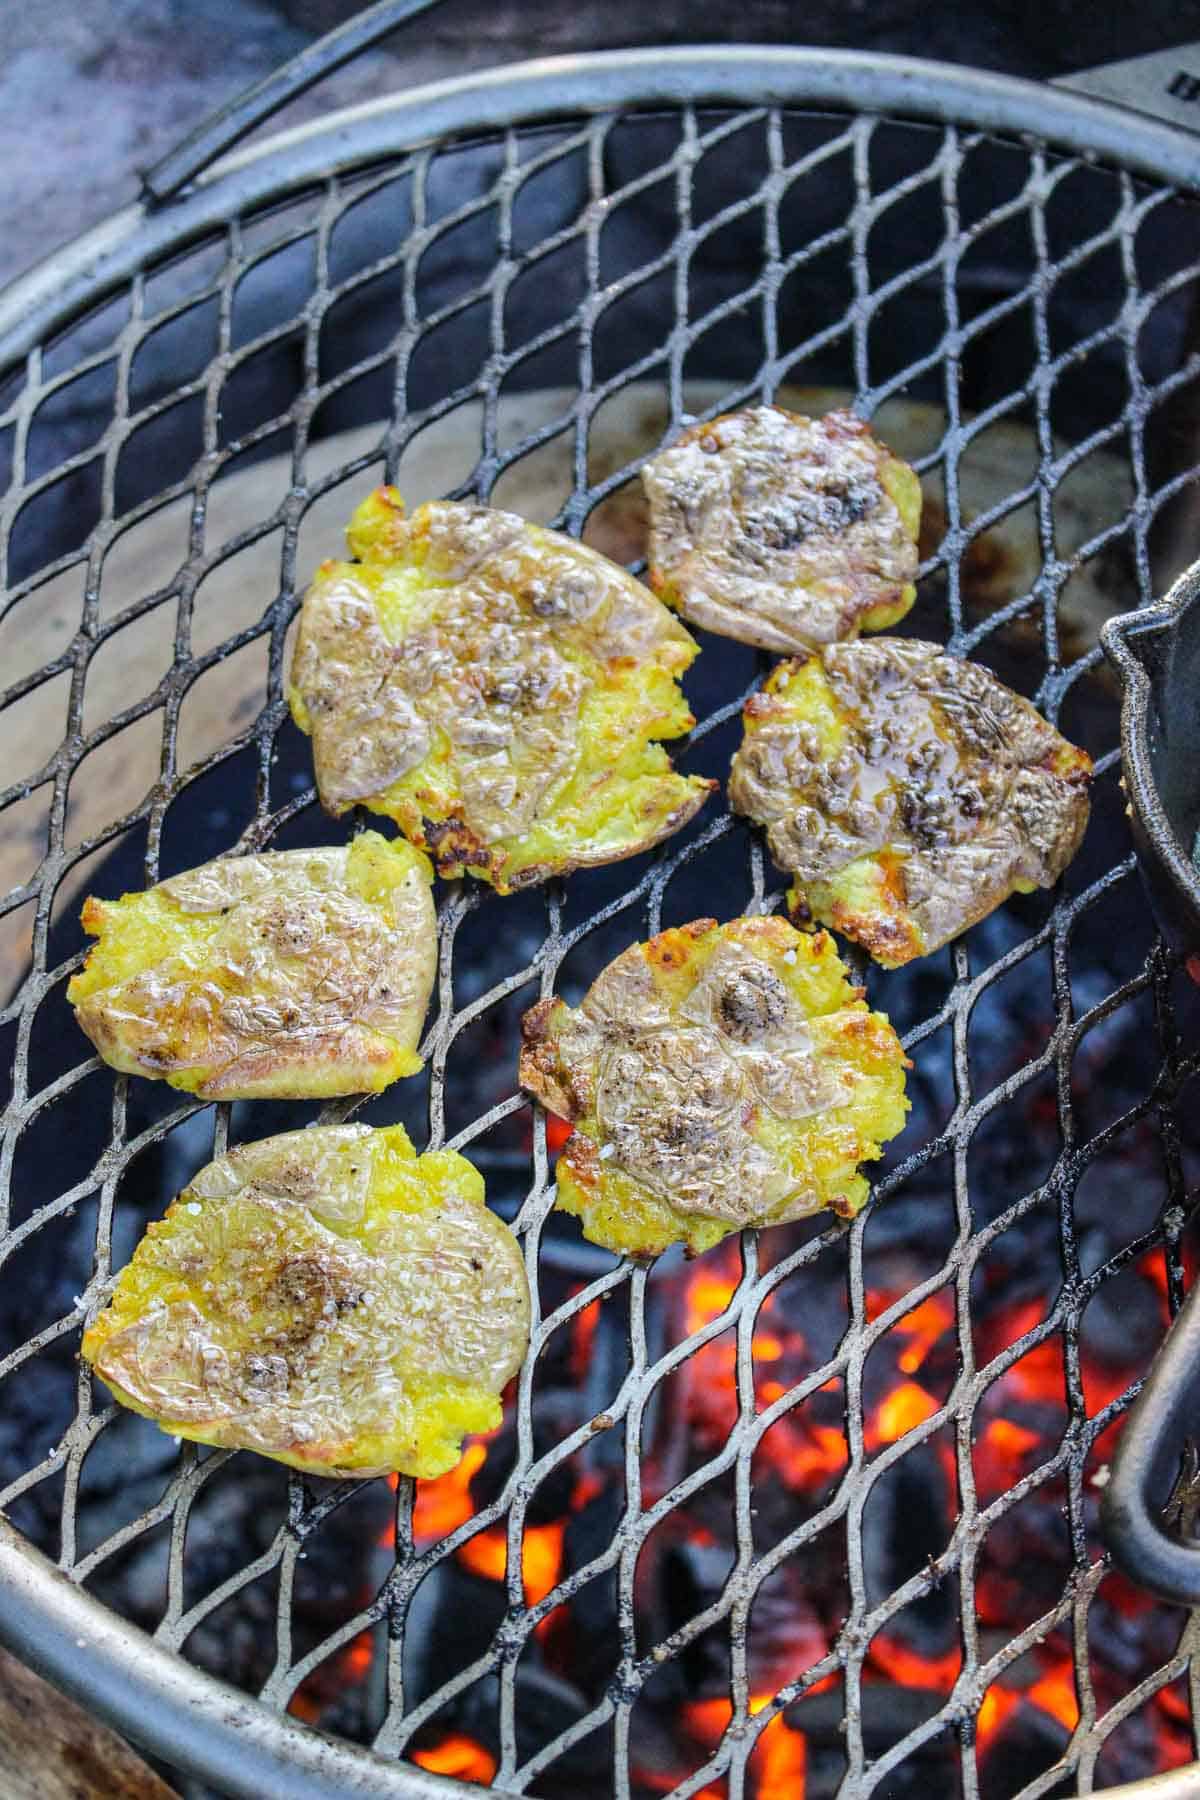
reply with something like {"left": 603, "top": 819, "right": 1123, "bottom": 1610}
{"left": 412, "top": 1733, "right": 498, "bottom": 1784}
{"left": 290, "top": 1626, "right": 378, "bottom": 1726}
{"left": 752, "top": 1713, "right": 808, "bottom": 1800}
{"left": 894, "top": 1292, "right": 955, "bottom": 1374}
{"left": 684, "top": 1696, "right": 734, "bottom": 1745}
{"left": 522, "top": 1520, "right": 566, "bottom": 1607}
{"left": 866, "top": 1380, "right": 939, "bottom": 1447}
{"left": 868, "top": 1634, "right": 961, "bottom": 1692}
{"left": 1137, "top": 1247, "right": 1171, "bottom": 1309}
{"left": 457, "top": 1519, "right": 565, "bottom": 1612}
{"left": 752, "top": 1333, "right": 785, "bottom": 1361}
{"left": 685, "top": 1268, "right": 741, "bottom": 1334}
{"left": 977, "top": 1683, "right": 1021, "bottom": 1749}
{"left": 459, "top": 1526, "right": 508, "bottom": 1583}
{"left": 866, "top": 1288, "right": 955, "bottom": 1376}
{"left": 972, "top": 1416, "right": 1042, "bottom": 1503}
{"left": 412, "top": 1440, "right": 490, "bottom": 1542}
{"left": 779, "top": 1422, "right": 847, "bottom": 1489}
{"left": 1159, "top": 1683, "right": 1191, "bottom": 1725}
{"left": 981, "top": 1298, "right": 1042, "bottom": 1360}
{"left": 571, "top": 1297, "right": 601, "bottom": 1378}
{"left": 1027, "top": 1662, "right": 1079, "bottom": 1733}
{"left": 1006, "top": 1335, "right": 1065, "bottom": 1404}
{"left": 982, "top": 1418, "right": 1040, "bottom": 1460}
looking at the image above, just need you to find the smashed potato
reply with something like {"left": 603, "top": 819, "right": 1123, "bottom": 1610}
{"left": 520, "top": 916, "right": 909, "bottom": 1258}
{"left": 729, "top": 640, "right": 1093, "bottom": 968}
{"left": 81, "top": 1124, "right": 530, "bottom": 1478}
{"left": 642, "top": 405, "right": 921, "bottom": 653}
{"left": 288, "top": 488, "right": 715, "bottom": 892}
{"left": 67, "top": 833, "right": 435, "bottom": 1099}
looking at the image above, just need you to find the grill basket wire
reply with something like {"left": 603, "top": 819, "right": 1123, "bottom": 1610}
{"left": 3, "top": 49, "right": 1200, "bottom": 1800}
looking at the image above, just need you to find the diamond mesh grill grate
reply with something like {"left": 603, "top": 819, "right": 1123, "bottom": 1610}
{"left": 3, "top": 78, "right": 1200, "bottom": 1800}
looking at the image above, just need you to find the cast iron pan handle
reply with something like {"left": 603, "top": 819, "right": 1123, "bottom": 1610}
{"left": 142, "top": 0, "right": 445, "bottom": 203}
{"left": 1102, "top": 1276, "right": 1200, "bottom": 1604}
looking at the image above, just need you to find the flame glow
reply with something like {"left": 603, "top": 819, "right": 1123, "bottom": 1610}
{"left": 458, "top": 1519, "right": 566, "bottom": 1619}
{"left": 410, "top": 1441, "right": 489, "bottom": 1542}
{"left": 412, "top": 1733, "right": 497, "bottom": 1783}
{"left": 366, "top": 1229, "right": 1188, "bottom": 1783}
{"left": 867, "top": 1288, "right": 954, "bottom": 1374}
{"left": 867, "top": 1379, "right": 939, "bottom": 1446}
{"left": 754, "top": 1713, "right": 808, "bottom": 1800}
{"left": 683, "top": 1696, "right": 808, "bottom": 1797}
{"left": 869, "top": 1634, "right": 961, "bottom": 1691}
{"left": 686, "top": 1270, "right": 739, "bottom": 1334}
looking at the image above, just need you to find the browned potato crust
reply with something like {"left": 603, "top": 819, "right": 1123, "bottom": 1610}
{"left": 642, "top": 405, "right": 921, "bottom": 653}
{"left": 729, "top": 641, "right": 1093, "bottom": 967}
{"left": 520, "top": 915, "right": 909, "bottom": 1257}
{"left": 67, "top": 834, "right": 435, "bottom": 1099}
{"left": 288, "top": 488, "right": 715, "bottom": 891}
{"left": 82, "top": 1124, "right": 530, "bottom": 1478}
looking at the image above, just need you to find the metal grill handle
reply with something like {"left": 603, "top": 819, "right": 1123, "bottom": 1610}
{"left": 142, "top": 0, "right": 445, "bottom": 202}
{"left": 143, "top": 5, "right": 1200, "bottom": 207}
{"left": 1104, "top": 1280, "right": 1200, "bottom": 1605}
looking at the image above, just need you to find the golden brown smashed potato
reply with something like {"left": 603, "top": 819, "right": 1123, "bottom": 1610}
{"left": 520, "top": 915, "right": 909, "bottom": 1258}
{"left": 81, "top": 1124, "right": 530, "bottom": 1478}
{"left": 67, "top": 833, "right": 435, "bottom": 1099}
{"left": 729, "top": 640, "right": 1093, "bottom": 968}
{"left": 642, "top": 405, "right": 921, "bottom": 653}
{"left": 288, "top": 488, "right": 715, "bottom": 892}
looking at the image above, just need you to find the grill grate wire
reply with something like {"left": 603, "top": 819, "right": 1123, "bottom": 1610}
{"left": 2, "top": 87, "right": 1200, "bottom": 1799}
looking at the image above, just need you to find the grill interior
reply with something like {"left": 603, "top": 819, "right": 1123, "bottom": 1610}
{"left": 3, "top": 92, "right": 1200, "bottom": 1798}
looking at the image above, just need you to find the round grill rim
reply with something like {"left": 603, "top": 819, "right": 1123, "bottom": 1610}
{"left": 0, "top": 43, "right": 1198, "bottom": 1800}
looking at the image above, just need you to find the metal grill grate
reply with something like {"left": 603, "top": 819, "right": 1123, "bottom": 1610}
{"left": 3, "top": 52, "right": 1200, "bottom": 1800}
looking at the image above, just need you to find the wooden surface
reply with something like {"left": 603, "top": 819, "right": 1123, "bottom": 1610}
{"left": 0, "top": 1646, "right": 179, "bottom": 1800}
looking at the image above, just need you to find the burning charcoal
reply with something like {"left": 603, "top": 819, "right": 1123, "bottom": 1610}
{"left": 979, "top": 1694, "right": 1073, "bottom": 1800}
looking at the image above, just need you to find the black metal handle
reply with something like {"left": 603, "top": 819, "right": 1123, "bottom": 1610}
{"left": 1102, "top": 1275, "right": 1200, "bottom": 1604}
{"left": 141, "top": 0, "right": 446, "bottom": 203}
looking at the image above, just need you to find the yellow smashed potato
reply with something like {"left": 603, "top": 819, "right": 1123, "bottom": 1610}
{"left": 642, "top": 405, "right": 921, "bottom": 653}
{"left": 82, "top": 1124, "right": 530, "bottom": 1478}
{"left": 67, "top": 833, "right": 435, "bottom": 1099}
{"left": 729, "top": 641, "right": 1093, "bottom": 968}
{"left": 288, "top": 488, "right": 715, "bottom": 892}
{"left": 520, "top": 915, "right": 909, "bottom": 1258}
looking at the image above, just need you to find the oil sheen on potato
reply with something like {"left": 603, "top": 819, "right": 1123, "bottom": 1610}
{"left": 642, "top": 405, "right": 921, "bottom": 654}
{"left": 288, "top": 488, "right": 716, "bottom": 892}
{"left": 520, "top": 915, "right": 909, "bottom": 1258}
{"left": 68, "top": 833, "right": 436, "bottom": 1099}
{"left": 729, "top": 641, "right": 1093, "bottom": 967}
{"left": 81, "top": 1124, "right": 530, "bottom": 1478}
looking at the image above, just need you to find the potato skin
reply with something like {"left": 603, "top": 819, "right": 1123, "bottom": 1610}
{"left": 520, "top": 916, "right": 909, "bottom": 1258}
{"left": 729, "top": 641, "right": 1093, "bottom": 967}
{"left": 67, "top": 833, "right": 436, "bottom": 1099}
{"left": 287, "top": 488, "right": 715, "bottom": 893}
{"left": 81, "top": 1124, "right": 530, "bottom": 1479}
{"left": 642, "top": 406, "right": 921, "bottom": 653}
